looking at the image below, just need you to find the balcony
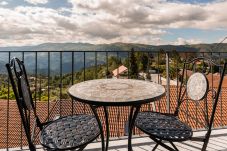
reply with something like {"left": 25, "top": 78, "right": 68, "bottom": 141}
{"left": 0, "top": 50, "right": 227, "bottom": 150}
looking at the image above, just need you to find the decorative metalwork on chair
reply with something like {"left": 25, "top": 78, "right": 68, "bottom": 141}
{"left": 135, "top": 57, "right": 227, "bottom": 151}
{"left": 6, "top": 57, "right": 100, "bottom": 151}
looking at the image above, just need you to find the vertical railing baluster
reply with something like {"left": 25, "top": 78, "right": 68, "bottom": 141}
{"left": 176, "top": 52, "right": 179, "bottom": 114}
{"left": 127, "top": 51, "right": 130, "bottom": 79}
{"left": 95, "top": 52, "right": 97, "bottom": 79}
{"left": 60, "top": 52, "right": 62, "bottom": 117}
{"left": 166, "top": 52, "right": 170, "bottom": 113}
{"left": 106, "top": 51, "right": 108, "bottom": 78}
{"left": 6, "top": 52, "right": 10, "bottom": 151}
{"left": 72, "top": 51, "right": 74, "bottom": 115}
{"left": 158, "top": 52, "right": 161, "bottom": 84}
{"left": 35, "top": 52, "right": 37, "bottom": 114}
{"left": 117, "top": 51, "right": 119, "bottom": 79}
{"left": 157, "top": 52, "right": 161, "bottom": 112}
{"left": 84, "top": 52, "right": 86, "bottom": 81}
{"left": 39, "top": 73, "right": 41, "bottom": 102}
{"left": 48, "top": 52, "right": 50, "bottom": 121}
{"left": 83, "top": 52, "right": 86, "bottom": 113}
{"left": 186, "top": 53, "right": 189, "bottom": 125}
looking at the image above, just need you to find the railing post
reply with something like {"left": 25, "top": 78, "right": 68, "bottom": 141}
{"left": 166, "top": 52, "right": 170, "bottom": 113}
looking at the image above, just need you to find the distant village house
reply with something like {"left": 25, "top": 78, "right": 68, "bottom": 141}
{"left": 112, "top": 65, "right": 128, "bottom": 78}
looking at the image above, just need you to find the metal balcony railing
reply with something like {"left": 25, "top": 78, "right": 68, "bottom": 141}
{"left": 0, "top": 50, "right": 227, "bottom": 150}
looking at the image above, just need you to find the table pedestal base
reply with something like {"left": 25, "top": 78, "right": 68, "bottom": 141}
{"left": 90, "top": 105, "right": 141, "bottom": 151}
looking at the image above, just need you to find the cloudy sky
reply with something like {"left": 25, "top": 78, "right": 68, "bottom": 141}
{"left": 0, "top": 0, "right": 227, "bottom": 46}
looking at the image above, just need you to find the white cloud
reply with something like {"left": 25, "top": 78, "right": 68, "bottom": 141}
{"left": 0, "top": 6, "right": 80, "bottom": 46}
{"left": 173, "top": 37, "right": 202, "bottom": 45}
{"left": 0, "top": 1, "right": 8, "bottom": 6}
{"left": 0, "top": 0, "right": 227, "bottom": 46}
{"left": 69, "top": 0, "right": 227, "bottom": 30}
{"left": 24, "top": 0, "right": 48, "bottom": 5}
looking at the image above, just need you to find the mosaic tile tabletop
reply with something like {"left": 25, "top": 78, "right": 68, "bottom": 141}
{"left": 68, "top": 79, "right": 165, "bottom": 105}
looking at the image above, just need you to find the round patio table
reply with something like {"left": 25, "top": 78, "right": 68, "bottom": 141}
{"left": 68, "top": 79, "right": 165, "bottom": 151}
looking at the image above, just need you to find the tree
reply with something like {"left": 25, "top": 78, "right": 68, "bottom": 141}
{"left": 105, "top": 70, "right": 112, "bottom": 78}
{"left": 141, "top": 54, "right": 148, "bottom": 72}
{"left": 129, "top": 48, "right": 138, "bottom": 79}
{"left": 171, "top": 50, "right": 181, "bottom": 65}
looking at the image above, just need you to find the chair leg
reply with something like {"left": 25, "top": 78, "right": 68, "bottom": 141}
{"left": 169, "top": 141, "right": 179, "bottom": 151}
{"left": 150, "top": 136, "right": 176, "bottom": 151}
{"left": 150, "top": 136, "right": 160, "bottom": 151}
{"left": 29, "top": 143, "right": 36, "bottom": 151}
{"left": 152, "top": 143, "right": 159, "bottom": 151}
{"left": 77, "top": 144, "right": 87, "bottom": 151}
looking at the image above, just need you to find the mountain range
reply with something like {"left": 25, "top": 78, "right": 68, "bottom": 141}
{"left": 0, "top": 42, "right": 227, "bottom": 52}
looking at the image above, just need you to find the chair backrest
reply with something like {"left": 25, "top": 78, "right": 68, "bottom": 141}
{"left": 6, "top": 58, "right": 41, "bottom": 151}
{"left": 175, "top": 57, "right": 226, "bottom": 150}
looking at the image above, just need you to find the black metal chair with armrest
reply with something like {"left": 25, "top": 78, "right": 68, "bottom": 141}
{"left": 6, "top": 57, "right": 100, "bottom": 151}
{"left": 135, "top": 57, "right": 227, "bottom": 151}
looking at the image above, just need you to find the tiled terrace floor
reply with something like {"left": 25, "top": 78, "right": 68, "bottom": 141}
{"left": 85, "top": 128, "right": 227, "bottom": 151}
{"left": 2, "top": 128, "right": 227, "bottom": 151}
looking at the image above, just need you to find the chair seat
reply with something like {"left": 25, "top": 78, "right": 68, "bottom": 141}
{"left": 135, "top": 112, "right": 193, "bottom": 142}
{"left": 40, "top": 114, "right": 100, "bottom": 150}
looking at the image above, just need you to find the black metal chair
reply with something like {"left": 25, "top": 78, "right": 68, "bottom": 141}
{"left": 135, "top": 57, "right": 227, "bottom": 151}
{"left": 6, "top": 57, "right": 100, "bottom": 151}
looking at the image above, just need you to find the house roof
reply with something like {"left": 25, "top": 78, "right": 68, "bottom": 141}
{"left": 206, "top": 73, "right": 227, "bottom": 87}
{"left": 0, "top": 100, "right": 57, "bottom": 148}
{"left": 112, "top": 65, "right": 128, "bottom": 77}
{"left": 179, "top": 69, "right": 227, "bottom": 87}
